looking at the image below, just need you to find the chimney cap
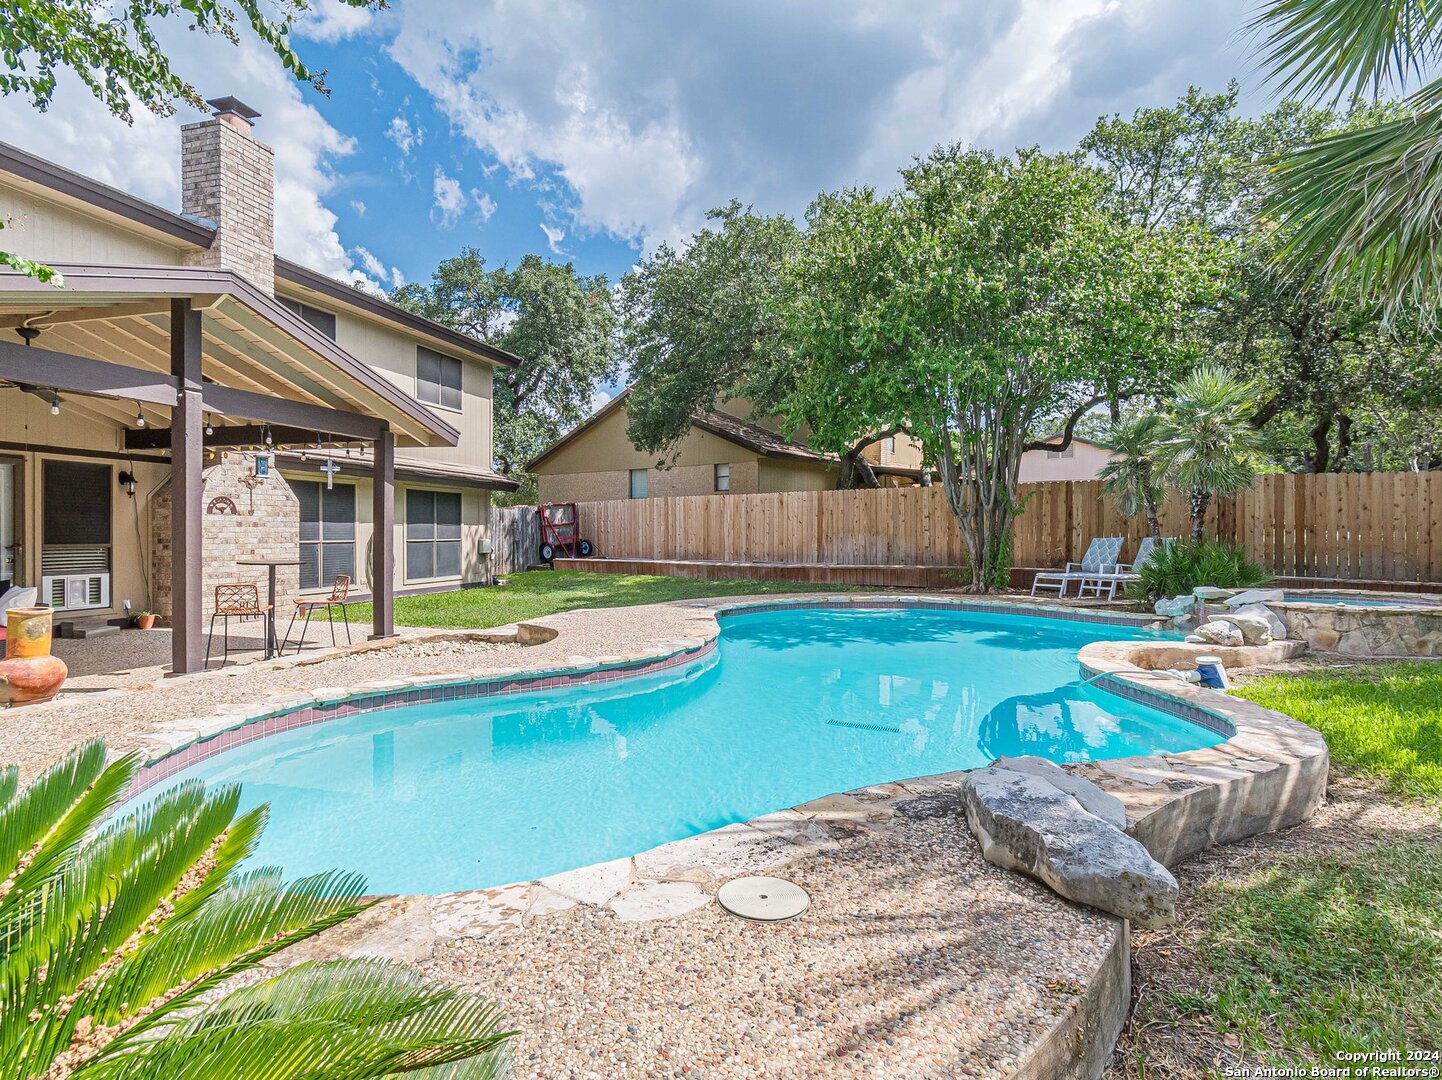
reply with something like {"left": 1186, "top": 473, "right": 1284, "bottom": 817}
{"left": 206, "top": 96, "right": 262, "bottom": 124}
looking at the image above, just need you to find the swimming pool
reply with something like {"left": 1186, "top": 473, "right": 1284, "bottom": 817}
{"left": 1279, "top": 591, "right": 1439, "bottom": 609}
{"left": 127, "top": 606, "right": 1221, "bottom": 894}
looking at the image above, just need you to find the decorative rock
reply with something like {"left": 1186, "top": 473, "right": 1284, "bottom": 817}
{"left": 609, "top": 881, "right": 710, "bottom": 923}
{"left": 1194, "top": 620, "right": 1245, "bottom": 647}
{"left": 991, "top": 755, "right": 1129, "bottom": 830}
{"left": 961, "top": 765, "right": 1178, "bottom": 928}
{"left": 1231, "top": 602, "right": 1287, "bottom": 641}
{"left": 539, "top": 857, "right": 633, "bottom": 907}
{"left": 1223, "top": 589, "right": 1285, "bottom": 608}
{"left": 1153, "top": 595, "right": 1195, "bottom": 618}
{"left": 1212, "top": 609, "right": 1274, "bottom": 645}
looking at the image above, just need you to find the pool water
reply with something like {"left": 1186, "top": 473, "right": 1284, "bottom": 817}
{"left": 130, "top": 607, "right": 1221, "bottom": 894}
{"left": 1281, "top": 591, "right": 1437, "bottom": 609}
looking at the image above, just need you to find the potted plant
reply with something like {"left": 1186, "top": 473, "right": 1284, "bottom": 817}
{"left": 133, "top": 610, "right": 156, "bottom": 630}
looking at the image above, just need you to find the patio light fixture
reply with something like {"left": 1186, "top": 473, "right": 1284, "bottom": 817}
{"left": 49, "top": 394, "right": 60, "bottom": 416}
{"left": 135, "top": 404, "right": 146, "bottom": 428}
{"left": 117, "top": 470, "right": 137, "bottom": 498}
{"left": 205, "top": 414, "right": 214, "bottom": 436}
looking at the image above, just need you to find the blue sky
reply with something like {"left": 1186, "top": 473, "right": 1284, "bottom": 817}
{"left": 1, "top": 0, "right": 1269, "bottom": 302}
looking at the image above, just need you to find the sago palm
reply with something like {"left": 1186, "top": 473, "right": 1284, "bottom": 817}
{"left": 1253, "top": 0, "right": 1442, "bottom": 314}
{"left": 1096, "top": 414, "right": 1167, "bottom": 539}
{"left": 0, "top": 740, "right": 514, "bottom": 1078}
{"left": 1155, "top": 366, "right": 1263, "bottom": 541}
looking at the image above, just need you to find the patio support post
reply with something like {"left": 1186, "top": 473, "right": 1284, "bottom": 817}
{"left": 371, "top": 425, "right": 395, "bottom": 639}
{"left": 169, "top": 298, "right": 204, "bottom": 674}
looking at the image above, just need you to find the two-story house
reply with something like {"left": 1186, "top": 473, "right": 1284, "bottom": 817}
{"left": 0, "top": 97, "right": 516, "bottom": 672}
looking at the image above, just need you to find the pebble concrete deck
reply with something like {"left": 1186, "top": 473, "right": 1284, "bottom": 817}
{"left": 2, "top": 594, "right": 1328, "bottom": 1078}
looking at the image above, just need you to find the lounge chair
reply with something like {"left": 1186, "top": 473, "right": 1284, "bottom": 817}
{"left": 1076, "top": 537, "right": 1175, "bottom": 601}
{"left": 1030, "top": 537, "right": 1123, "bottom": 598}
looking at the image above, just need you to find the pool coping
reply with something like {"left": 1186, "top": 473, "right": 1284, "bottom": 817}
{"left": 122, "top": 593, "right": 1329, "bottom": 1080}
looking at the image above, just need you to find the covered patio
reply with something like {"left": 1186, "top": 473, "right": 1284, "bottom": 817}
{"left": 0, "top": 262, "right": 459, "bottom": 674}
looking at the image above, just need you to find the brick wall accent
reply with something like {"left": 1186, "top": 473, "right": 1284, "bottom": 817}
{"left": 180, "top": 119, "right": 275, "bottom": 293}
{"left": 151, "top": 454, "right": 299, "bottom": 619}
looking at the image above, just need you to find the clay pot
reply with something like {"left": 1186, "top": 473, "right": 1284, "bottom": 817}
{"left": 1, "top": 607, "right": 69, "bottom": 707}
{"left": 136, "top": 614, "right": 157, "bottom": 630}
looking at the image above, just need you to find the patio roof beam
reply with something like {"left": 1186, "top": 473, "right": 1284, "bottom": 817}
{"left": 0, "top": 301, "right": 175, "bottom": 330}
{"left": 199, "top": 383, "right": 386, "bottom": 441}
{"left": 123, "top": 423, "right": 363, "bottom": 451}
{"left": 0, "top": 338, "right": 178, "bottom": 406}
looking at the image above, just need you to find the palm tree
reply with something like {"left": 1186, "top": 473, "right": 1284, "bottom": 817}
{"left": 1253, "top": 0, "right": 1442, "bottom": 314}
{"left": 1, "top": 741, "right": 513, "bottom": 1078}
{"left": 1155, "top": 366, "right": 1263, "bottom": 541}
{"left": 1097, "top": 414, "right": 1167, "bottom": 539}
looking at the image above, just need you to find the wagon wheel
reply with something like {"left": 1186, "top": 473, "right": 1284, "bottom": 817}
{"left": 577, "top": 538, "right": 594, "bottom": 557}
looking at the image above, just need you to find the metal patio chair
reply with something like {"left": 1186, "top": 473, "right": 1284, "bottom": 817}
{"left": 206, "top": 583, "right": 271, "bottom": 668}
{"left": 283, "top": 573, "right": 356, "bottom": 654}
{"left": 1030, "top": 537, "right": 1123, "bottom": 598}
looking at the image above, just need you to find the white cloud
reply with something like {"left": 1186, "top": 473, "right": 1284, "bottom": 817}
{"left": 386, "top": 114, "right": 420, "bottom": 157}
{"left": 539, "top": 222, "right": 567, "bottom": 255}
{"left": 432, "top": 167, "right": 468, "bottom": 226}
{"left": 472, "top": 190, "right": 498, "bottom": 223}
{"left": 386, "top": 0, "right": 1257, "bottom": 253}
{"left": 588, "top": 389, "right": 612, "bottom": 413}
{"left": 297, "top": 0, "right": 378, "bottom": 43}
{"left": 350, "top": 199, "right": 367, "bottom": 216}
{"left": 0, "top": 26, "right": 391, "bottom": 289}
{"left": 353, "top": 245, "right": 405, "bottom": 289}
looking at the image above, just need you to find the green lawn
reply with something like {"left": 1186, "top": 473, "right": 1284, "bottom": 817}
{"left": 1168, "top": 836, "right": 1442, "bottom": 1063}
{"left": 349, "top": 570, "right": 854, "bottom": 629}
{"left": 1234, "top": 662, "right": 1442, "bottom": 799}
{"left": 1118, "top": 661, "right": 1442, "bottom": 1074}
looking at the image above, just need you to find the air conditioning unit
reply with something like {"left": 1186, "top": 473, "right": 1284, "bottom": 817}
{"left": 41, "top": 573, "right": 111, "bottom": 612}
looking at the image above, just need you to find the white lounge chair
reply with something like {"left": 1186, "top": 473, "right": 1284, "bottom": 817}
{"left": 1030, "top": 537, "right": 1123, "bottom": 598}
{"left": 1077, "top": 537, "right": 1175, "bottom": 601}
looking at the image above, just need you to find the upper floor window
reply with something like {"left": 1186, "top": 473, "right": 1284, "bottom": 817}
{"left": 416, "top": 346, "right": 463, "bottom": 411}
{"left": 1045, "top": 444, "right": 1075, "bottom": 460}
{"left": 277, "top": 297, "right": 337, "bottom": 340}
{"left": 714, "top": 462, "right": 730, "bottom": 493}
{"left": 629, "top": 469, "right": 649, "bottom": 499}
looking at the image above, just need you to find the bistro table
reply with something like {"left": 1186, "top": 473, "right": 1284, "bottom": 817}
{"left": 236, "top": 557, "right": 301, "bottom": 660}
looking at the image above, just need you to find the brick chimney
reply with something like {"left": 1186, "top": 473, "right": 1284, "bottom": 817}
{"left": 181, "top": 97, "right": 275, "bottom": 294}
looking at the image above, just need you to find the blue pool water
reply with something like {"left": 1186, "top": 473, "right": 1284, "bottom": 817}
{"left": 131, "top": 607, "right": 1221, "bottom": 894}
{"left": 1281, "top": 591, "right": 1436, "bottom": 608}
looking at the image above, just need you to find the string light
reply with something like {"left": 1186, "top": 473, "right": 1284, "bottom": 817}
{"left": 49, "top": 395, "right": 60, "bottom": 416}
{"left": 205, "top": 414, "right": 214, "bottom": 436}
{"left": 135, "top": 404, "right": 146, "bottom": 428}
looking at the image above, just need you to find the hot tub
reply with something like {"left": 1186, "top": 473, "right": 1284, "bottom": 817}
{"left": 1266, "top": 590, "right": 1442, "bottom": 657}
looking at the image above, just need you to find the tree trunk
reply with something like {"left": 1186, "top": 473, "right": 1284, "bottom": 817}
{"left": 1189, "top": 489, "right": 1210, "bottom": 542}
{"left": 1304, "top": 414, "right": 1332, "bottom": 473}
{"left": 1144, "top": 503, "right": 1162, "bottom": 540}
{"left": 1335, "top": 413, "right": 1354, "bottom": 472}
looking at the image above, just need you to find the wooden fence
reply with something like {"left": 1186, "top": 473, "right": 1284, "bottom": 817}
{"left": 488, "top": 505, "right": 540, "bottom": 575}
{"left": 567, "top": 473, "right": 1442, "bottom": 584}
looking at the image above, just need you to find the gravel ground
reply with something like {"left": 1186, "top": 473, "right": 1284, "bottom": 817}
{"left": 421, "top": 806, "right": 1120, "bottom": 1080}
{"left": 1, "top": 601, "right": 720, "bottom": 780}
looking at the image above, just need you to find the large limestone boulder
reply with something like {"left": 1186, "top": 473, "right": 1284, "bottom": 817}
{"left": 1154, "top": 595, "right": 1196, "bottom": 619}
{"left": 1230, "top": 602, "right": 1287, "bottom": 641}
{"left": 1194, "top": 620, "right": 1245, "bottom": 647}
{"left": 991, "top": 755, "right": 1128, "bottom": 830}
{"left": 961, "top": 764, "right": 1178, "bottom": 928}
{"left": 1212, "top": 608, "right": 1275, "bottom": 645}
{"left": 1223, "top": 589, "right": 1285, "bottom": 608}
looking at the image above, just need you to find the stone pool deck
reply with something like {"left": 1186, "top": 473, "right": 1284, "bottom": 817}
{"left": 1, "top": 593, "right": 1329, "bottom": 1078}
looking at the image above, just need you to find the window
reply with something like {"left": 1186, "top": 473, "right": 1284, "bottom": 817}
{"left": 406, "top": 489, "right": 463, "bottom": 580}
{"left": 277, "top": 297, "right": 337, "bottom": 340}
{"left": 714, "top": 462, "right": 730, "bottom": 493}
{"left": 416, "top": 347, "right": 463, "bottom": 411}
{"left": 629, "top": 469, "right": 649, "bottom": 499}
{"left": 293, "top": 480, "right": 356, "bottom": 590}
{"left": 1045, "top": 444, "right": 1075, "bottom": 460}
{"left": 40, "top": 460, "right": 112, "bottom": 580}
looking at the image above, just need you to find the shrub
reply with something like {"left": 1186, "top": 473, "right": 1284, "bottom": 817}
{"left": 1129, "top": 537, "right": 1272, "bottom": 602}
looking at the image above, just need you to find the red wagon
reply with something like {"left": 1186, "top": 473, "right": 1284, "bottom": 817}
{"left": 536, "top": 502, "right": 594, "bottom": 563}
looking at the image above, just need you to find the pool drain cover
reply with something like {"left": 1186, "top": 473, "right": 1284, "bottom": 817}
{"left": 717, "top": 876, "right": 810, "bottom": 922}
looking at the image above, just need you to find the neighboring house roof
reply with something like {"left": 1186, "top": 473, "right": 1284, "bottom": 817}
{"left": 526, "top": 386, "right": 920, "bottom": 479}
{"left": 0, "top": 140, "right": 517, "bottom": 369}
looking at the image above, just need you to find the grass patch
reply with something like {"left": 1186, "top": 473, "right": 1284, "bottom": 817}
{"left": 1234, "top": 662, "right": 1442, "bottom": 800}
{"left": 348, "top": 570, "right": 853, "bottom": 629}
{"left": 1169, "top": 836, "right": 1442, "bottom": 1063}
